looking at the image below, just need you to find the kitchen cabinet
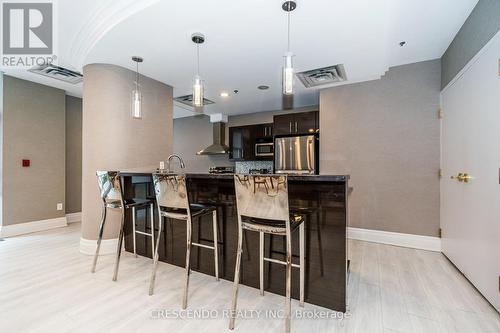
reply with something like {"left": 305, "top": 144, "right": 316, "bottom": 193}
{"left": 229, "top": 111, "right": 318, "bottom": 161}
{"left": 273, "top": 111, "right": 319, "bottom": 135}
{"left": 228, "top": 126, "right": 252, "bottom": 160}
{"left": 258, "top": 123, "right": 273, "bottom": 138}
{"left": 229, "top": 123, "right": 274, "bottom": 161}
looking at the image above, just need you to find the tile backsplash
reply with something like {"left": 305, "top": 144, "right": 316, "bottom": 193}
{"left": 235, "top": 161, "right": 273, "bottom": 174}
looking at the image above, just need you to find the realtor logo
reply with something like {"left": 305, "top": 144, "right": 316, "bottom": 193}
{"left": 1, "top": 1, "right": 56, "bottom": 67}
{"left": 2, "top": 2, "right": 53, "bottom": 54}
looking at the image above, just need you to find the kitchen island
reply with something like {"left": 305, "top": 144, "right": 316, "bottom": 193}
{"left": 120, "top": 172, "right": 349, "bottom": 312}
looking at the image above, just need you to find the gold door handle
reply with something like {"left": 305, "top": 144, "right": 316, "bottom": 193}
{"left": 459, "top": 173, "right": 473, "bottom": 183}
{"left": 451, "top": 173, "right": 464, "bottom": 182}
{"left": 451, "top": 173, "right": 473, "bottom": 183}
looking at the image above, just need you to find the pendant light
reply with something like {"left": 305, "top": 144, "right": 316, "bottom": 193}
{"left": 131, "top": 56, "right": 143, "bottom": 119}
{"left": 282, "top": 1, "right": 296, "bottom": 95}
{"left": 192, "top": 33, "right": 205, "bottom": 108}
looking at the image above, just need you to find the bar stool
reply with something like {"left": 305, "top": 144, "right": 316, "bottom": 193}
{"left": 229, "top": 175, "right": 305, "bottom": 333}
{"left": 149, "top": 173, "right": 219, "bottom": 309}
{"left": 91, "top": 171, "right": 155, "bottom": 281}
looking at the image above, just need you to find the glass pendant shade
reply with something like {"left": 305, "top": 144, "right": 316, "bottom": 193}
{"left": 282, "top": 52, "right": 294, "bottom": 95}
{"left": 131, "top": 89, "right": 142, "bottom": 119}
{"left": 193, "top": 74, "right": 204, "bottom": 107}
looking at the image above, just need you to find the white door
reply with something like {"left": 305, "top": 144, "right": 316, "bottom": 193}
{"left": 441, "top": 31, "right": 500, "bottom": 311}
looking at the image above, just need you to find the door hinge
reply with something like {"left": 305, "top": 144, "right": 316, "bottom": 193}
{"left": 438, "top": 228, "right": 442, "bottom": 238}
{"left": 438, "top": 168, "right": 443, "bottom": 178}
{"left": 498, "top": 276, "right": 500, "bottom": 292}
{"left": 438, "top": 109, "right": 443, "bottom": 119}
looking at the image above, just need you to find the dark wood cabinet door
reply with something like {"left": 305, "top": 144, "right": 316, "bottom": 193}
{"left": 273, "top": 114, "right": 294, "bottom": 135}
{"left": 229, "top": 126, "right": 252, "bottom": 160}
{"left": 294, "top": 111, "right": 318, "bottom": 134}
{"left": 251, "top": 124, "right": 266, "bottom": 139}
{"left": 259, "top": 123, "right": 273, "bottom": 138}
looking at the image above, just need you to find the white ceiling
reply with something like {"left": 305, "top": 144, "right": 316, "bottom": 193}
{"left": 1, "top": 0, "right": 478, "bottom": 118}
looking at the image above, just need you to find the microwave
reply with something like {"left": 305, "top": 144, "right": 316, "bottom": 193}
{"left": 255, "top": 140, "right": 274, "bottom": 157}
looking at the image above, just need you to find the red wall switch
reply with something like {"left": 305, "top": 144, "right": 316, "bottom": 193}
{"left": 22, "top": 159, "right": 30, "bottom": 167}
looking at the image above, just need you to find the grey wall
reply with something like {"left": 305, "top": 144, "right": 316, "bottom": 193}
{"left": 2, "top": 76, "right": 66, "bottom": 226}
{"left": 320, "top": 60, "right": 441, "bottom": 237}
{"left": 172, "top": 106, "right": 318, "bottom": 172}
{"left": 81, "top": 64, "right": 173, "bottom": 241}
{"left": 441, "top": 0, "right": 500, "bottom": 88}
{"left": 65, "top": 95, "right": 82, "bottom": 214}
{"left": 173, "top": 115, "right": 232, "bottom": 173}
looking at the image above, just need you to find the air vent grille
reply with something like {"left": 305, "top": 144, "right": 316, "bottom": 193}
{"left": 174, "top": 94, "right": 215, "bottom": 107}
{"left": 28, "top": 64, "right": 83, "bottom": 84}
{"left": 296, "top": 64, "right": 347, "bottom": 88}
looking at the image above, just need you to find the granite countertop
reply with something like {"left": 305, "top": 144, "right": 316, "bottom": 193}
{"left": 121, "top": 171, "right": 349, "bottom": 182}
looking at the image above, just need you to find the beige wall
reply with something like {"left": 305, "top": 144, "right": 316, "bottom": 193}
{"left": 81, "top": 64, "right": 173, "bottom": 240}
{"left": 65, "top": 95, "right": 82, "bottom": 214}
{"left": 2, "top": 76, "right": 66, "bottom": 226}
{"left": 320, "top": 60, "right": 441, "bottom": 237}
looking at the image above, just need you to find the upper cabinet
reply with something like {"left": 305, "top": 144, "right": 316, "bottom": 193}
{"left": 254, "top": 123, "right": 273, "bottom": 138}
{"left": 228, "top": 126, "right": 252, "bottom": 161}
{"left": 273, "top": 111, "right": 319, "bottom": 135}
{"left": 229, "top": 123, "right": 274, "bottom": 161}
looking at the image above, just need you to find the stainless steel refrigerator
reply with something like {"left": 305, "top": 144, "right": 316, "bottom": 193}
{"left": 274, "top": 134, "right": 319, "bottom": 174}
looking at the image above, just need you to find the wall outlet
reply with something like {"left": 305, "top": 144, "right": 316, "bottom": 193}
{"left": 159, "top": 161, "right": 165, "bottom": 170}
{"left": 57, "top": 203, "right": 63, "bottom": 211}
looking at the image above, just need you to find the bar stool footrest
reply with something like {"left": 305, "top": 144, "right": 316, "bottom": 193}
{"left": 135, "top": 230, "right": 154, "bottom": 237}
{"left": 192, "top": 242, "right": 215, "bottom": 250}
{"left": 263, "top": 257, "right": 300, "bottom": 268}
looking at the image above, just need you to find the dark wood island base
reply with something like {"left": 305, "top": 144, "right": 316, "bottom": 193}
{"left": 120, "top": 173, "right": 348, "bottom": 312}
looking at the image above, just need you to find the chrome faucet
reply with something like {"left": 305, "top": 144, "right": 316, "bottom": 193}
{"left": 166, "top": 154, "right": 185, "bottom": 173}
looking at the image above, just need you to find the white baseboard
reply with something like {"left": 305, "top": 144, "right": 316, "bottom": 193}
{"left": 347, "top": 227, "right": 441, "bottom": 252}
{"left": 0, "top": 217, "right": 68, "bottom": 238}
{"left": 79, "top": 237, "right": 118, "bottom": 256}
{"left": 66, "top": 212, "right": 82, "bottom": 224}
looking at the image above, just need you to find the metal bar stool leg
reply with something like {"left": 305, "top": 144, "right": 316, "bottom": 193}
{"left": 285, "top": 228, "right": 292, "bottom": 333}
{"left": 299, "top": 223, "right": 305, "bottom": 307}
{"left": 259, "top": 231, "right": 264, "bottom": 296}
{"left": 150, "top": 203, "right": 155, "bottom": 260}
{"left": 182, "top": 217, "right": 193, "bottom": 309}
{"left": 112, "top": 209, "right": 125, "bottom": 281}
{"left": 91, "top": 203, "right": 107, "bottom": 273}
{"left": 149, "top": 214, "right": 163, "bottom": 295}
{"left": 132, "top": 207, "right": 137, "bottom": 258}
{"left": 212, "top": 210, "right": 219, "bottom": 281}
{"left": 229, "top": 220, "right": 243, "bottom": 330}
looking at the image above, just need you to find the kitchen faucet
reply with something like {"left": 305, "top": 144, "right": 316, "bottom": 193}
{"left": 166, "top": 154, "right": 185, "bottom": 173}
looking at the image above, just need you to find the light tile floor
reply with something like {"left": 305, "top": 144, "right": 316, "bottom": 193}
{"left": 0, "top": 223, "right": 499, "bottom": 332}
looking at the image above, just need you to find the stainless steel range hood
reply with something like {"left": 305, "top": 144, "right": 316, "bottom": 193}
{"left": 197, "top": 117, "right": 229, "bottom": 155}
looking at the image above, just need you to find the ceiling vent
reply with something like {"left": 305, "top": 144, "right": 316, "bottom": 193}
{"left": 296, "top": 64, "right": 347, "bottom": 88}
{"left": 174, "top": 94, "right": 215, "bottom": 108}
{"left": 28, "top": 64, "right": 83, "bottom": 84}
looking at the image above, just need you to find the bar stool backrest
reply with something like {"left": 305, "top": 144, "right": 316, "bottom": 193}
{"left": 234, "top": 174, "right": 289, "bottom": 222}
{"left": 96, "top": 171, "right": 123, "bottom": 203}
{"left": 152, "top": 173, "right": 189, "bottom": 210}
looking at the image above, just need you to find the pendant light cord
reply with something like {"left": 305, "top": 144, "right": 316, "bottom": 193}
{"left": 287, "top": 9, "right": 291, "bottom": 52}
{"left": 197, "top": 43, "right": 200, "bottom": 75}
{"left": 135, "top": 61, "right": 139, "bottom": 90}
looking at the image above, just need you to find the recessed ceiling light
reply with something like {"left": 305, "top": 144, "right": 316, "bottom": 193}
{"left": 220, "top": 92, "right": 229, "bottom": 97}
{"left": 399, "top": 41, "right": 406, "bottom": 47}
{"left": 258, "top": 85, "right": 269, "bottom": 90}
